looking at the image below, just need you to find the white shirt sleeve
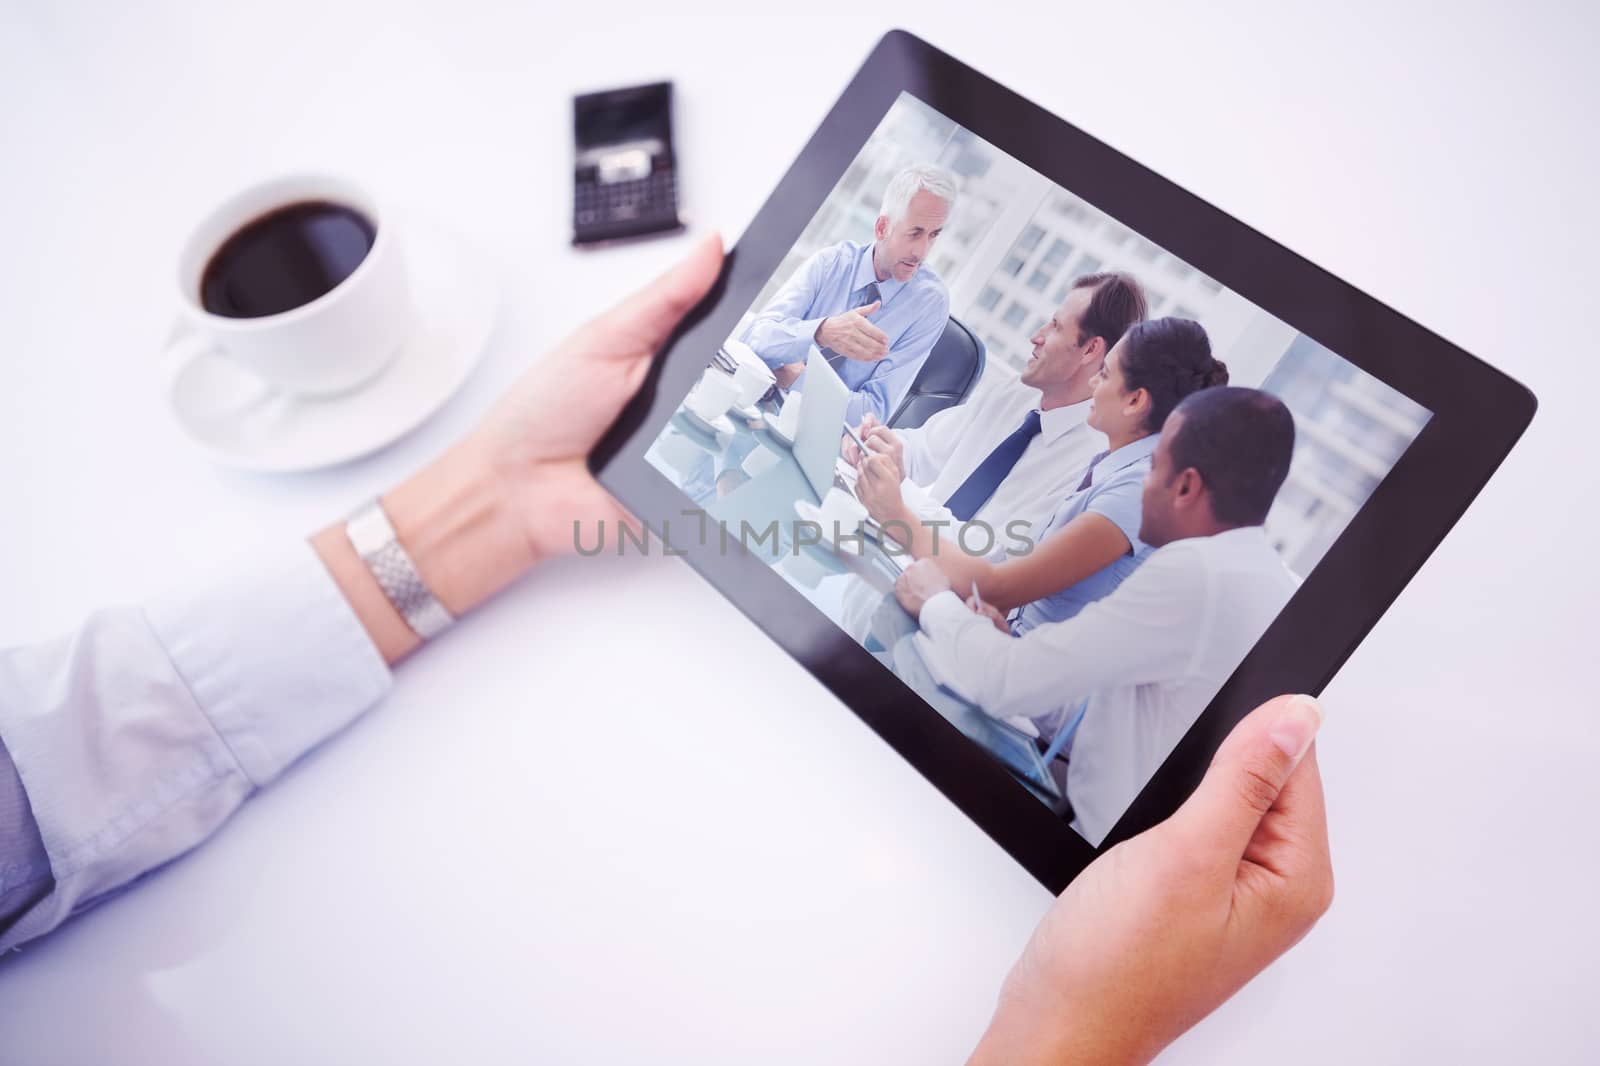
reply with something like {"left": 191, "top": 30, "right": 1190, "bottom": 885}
{"left": 913, "top": 542, "right": 1209, "bottom": 720}
{"left": 896, "top": 390, "right": 976, "bottom": 487}
{"left": 0, "top": 540, "right": 392, "bottom": 954}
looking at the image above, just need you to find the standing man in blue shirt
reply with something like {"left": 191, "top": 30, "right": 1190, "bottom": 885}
{"left": 741, "top": 163, "right": 957, "bottom": 425}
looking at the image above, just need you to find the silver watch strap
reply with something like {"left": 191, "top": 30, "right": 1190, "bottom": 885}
{"left": 345, "top": 497, "right": 455, "bottom": 640}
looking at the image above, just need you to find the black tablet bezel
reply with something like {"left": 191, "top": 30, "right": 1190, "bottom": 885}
{"left": 590, "top": 29, "right": 1536, "bottom": 891}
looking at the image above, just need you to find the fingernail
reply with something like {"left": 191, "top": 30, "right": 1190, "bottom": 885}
{"left": 1270, "top": 694, "right": 1324, "bottom": 763}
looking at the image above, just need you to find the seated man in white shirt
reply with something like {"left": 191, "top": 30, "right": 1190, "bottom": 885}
{"left": 740, "top": 163, "right": 958, "bottom": 426}
{"left": 848, "top": 272, "right": 1149, "bottom": 559}
{"left": 892, "top": 386, "right": 1301, "bottom": 846}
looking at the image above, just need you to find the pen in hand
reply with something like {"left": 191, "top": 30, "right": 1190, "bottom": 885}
{"left": 844, "top": 421, "right": 873, "bottom": 465}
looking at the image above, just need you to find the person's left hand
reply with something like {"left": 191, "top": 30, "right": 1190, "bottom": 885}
{"left": 856, "top": 451, "right": 909, "bottom": 525}
{"left": 467, "top": 234, "right": 725, "bottom": 562}
{"left": 969, "top": 694, "right": 1334, "bottom": 1065}
{"left": 894, "top": 557, "right": 954, "bottom": 616}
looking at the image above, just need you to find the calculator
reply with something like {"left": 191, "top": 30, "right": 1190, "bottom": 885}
{"left": 572, "top": 81, "right": 684, "bottom": 246}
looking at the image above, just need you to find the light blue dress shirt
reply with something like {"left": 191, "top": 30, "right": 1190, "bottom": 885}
{"left": 1009, "top": 433, "right": 1160, "bottom": 636}
{"left": 741, "top": 239, "right": 950, "bottom": 425}
{"left": 0, "top": 542, "right": 392, "bottom": 953}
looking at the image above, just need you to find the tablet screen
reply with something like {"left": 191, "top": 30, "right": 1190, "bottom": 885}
{"left": 642, "top": 92, "right": 1430, "bottom": 845}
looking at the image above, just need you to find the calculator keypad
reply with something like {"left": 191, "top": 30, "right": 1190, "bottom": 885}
{"left": 574, "top": 167, "right": 681, "bottom": 243}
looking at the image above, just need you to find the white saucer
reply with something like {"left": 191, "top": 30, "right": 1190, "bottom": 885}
{"left": 732, "top": 402, "right": 763, "bottom": 422}
{"left": 164, "top": 216, "right": 498, "bottom": 472}
{"left": 680, "top": 404, "right": 736, "bottom": 436}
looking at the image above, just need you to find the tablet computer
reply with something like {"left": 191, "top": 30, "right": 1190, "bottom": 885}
{"left": 590, "top": 30, "right": 1535, "bottom": 891}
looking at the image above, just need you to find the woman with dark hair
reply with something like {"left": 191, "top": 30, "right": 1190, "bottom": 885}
{"left": 921, "top": 316, "right": 1228, "bottom": 636}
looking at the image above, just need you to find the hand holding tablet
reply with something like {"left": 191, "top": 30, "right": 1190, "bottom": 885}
{"left": 359, "top": 222, "right": 1337, "bottom": 1060}
{"left": 596, "top": 30, "right": 1534, "bottom": 885}
{"left": 0, "top": 114, "right": 1346, "bottom": 1059}
{"left": 972, "top": 694, "right": 1331, "bottom": 1065}
{"left": 5, "top": 28, "right": 1463, "bottom": 1062}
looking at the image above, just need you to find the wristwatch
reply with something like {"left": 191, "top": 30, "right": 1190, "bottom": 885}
{"left": 344, "top": 497, "right": 455, "bottom": 640}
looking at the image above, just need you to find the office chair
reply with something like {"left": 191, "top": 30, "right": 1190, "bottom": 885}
{"left": 886, "top": 315, "right": 986, "bottom": 430}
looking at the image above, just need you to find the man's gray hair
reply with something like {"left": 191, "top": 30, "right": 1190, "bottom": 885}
{"left": 878, "top": 163, "right": 959, "bottom": 226}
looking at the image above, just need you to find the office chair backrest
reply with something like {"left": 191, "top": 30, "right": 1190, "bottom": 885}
{"left": 887, "top": 316, "right": 986, "bottom": 430}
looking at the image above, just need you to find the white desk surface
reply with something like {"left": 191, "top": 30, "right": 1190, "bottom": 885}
{"left": 2, "top": 3, "right": 1596, "bottom": 1062}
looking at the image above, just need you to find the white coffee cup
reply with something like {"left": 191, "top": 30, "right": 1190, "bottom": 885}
{"left": 166, "top": 174, "right": 411, "bottom": 400}
{"left": 816, "top": 486, "right": 869, "bottom": 541}
{"left": 722, "top": 338, "right": 762, "bottom": 369}
{"left": 732, "top": 359, "right": 774, "bottom": 407}
{"left": 686, "top": 368, "right": 741, "bottom": 422}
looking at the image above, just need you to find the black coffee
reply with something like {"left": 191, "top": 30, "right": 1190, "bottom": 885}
{"left": 199, "top": 201, "right": 376, "bottom": 318}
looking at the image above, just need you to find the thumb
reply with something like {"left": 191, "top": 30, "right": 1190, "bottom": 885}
{"left": 605, "top": 232, "right": 725, "bottom": 351}
{"left": 1169, "top": 694, "right": 1324, "bottom": 860}
{"left": 856, "top": 299, "right": 882, "bottom": 317}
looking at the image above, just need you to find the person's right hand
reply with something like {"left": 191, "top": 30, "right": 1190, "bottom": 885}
{"left": 893, "top": 557, "right": 955, "bottom": 617}
{"left": 964, "top": 594, "right": 1011, "bottom": 634}
{"left": 969, "top": 694, "right": 1334, "bottom": 1066}
{"left": 815, "top": 300, "right": 889, "bottom": 361}
{"left": 861, "top": 414, "right": 905, "bottom": 476}
{"left": 326, "top": 234, "right": 725, "bottom": 664}
{"left": 842, "top": 413, "right": 903, "bottom": 471}
{"left": 855, "top": 451, "right": 910, "bottom": 527}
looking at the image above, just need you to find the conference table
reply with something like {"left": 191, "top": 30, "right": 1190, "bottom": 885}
{"left": 645, "top": 378, "right": 1067, "bottom": 811}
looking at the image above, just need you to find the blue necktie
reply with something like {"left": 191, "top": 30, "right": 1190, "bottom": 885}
{"left": 944, "top": 410, "right": 1043, "bottom": 521}
{"left": 822, "top": 282, "right": 883, "bottom": 375}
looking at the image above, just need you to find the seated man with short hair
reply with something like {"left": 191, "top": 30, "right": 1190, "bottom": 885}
{"left": 851, "top": 272, "right": 1149, "bottom": 553}
{"left": 894, "top": 387, "right": 1301, "bottom": 845}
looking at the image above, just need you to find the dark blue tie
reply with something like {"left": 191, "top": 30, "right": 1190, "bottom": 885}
{"left": 944, "top": 410, "right": 1043, "bottom": 521}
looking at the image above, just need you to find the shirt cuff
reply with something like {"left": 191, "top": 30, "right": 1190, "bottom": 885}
{"left": 914, "top": 591, "right": 991, "bottom": 704}
{"left": 144, "top": 539, "right": 393, "bottom": 787}
{"left": 918, "top": 589, "right": 975, "bottom": 637}
{"left": 0, "top": 734, "right": 52, "bottom": 932}
{"left": 757, "top": 319, "right": 826, "bottom": 369}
